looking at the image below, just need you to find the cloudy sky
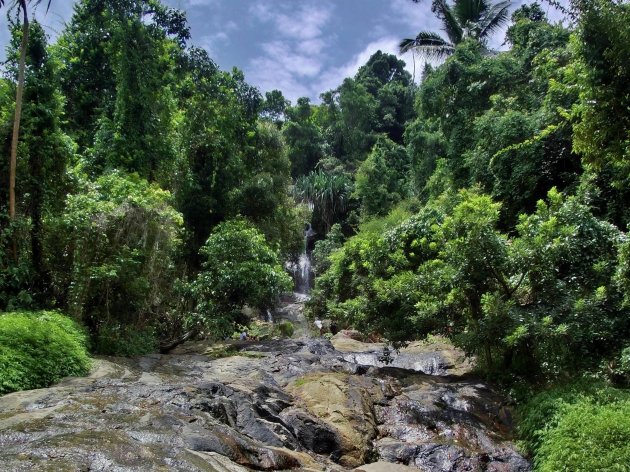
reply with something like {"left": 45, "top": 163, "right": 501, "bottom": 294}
{"left": 0, "top": 0, "right": 567, "bottom": 103}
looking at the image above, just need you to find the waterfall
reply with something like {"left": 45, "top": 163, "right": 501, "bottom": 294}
{"left": 295, "top": 224, "right": 315, "bottom": 295}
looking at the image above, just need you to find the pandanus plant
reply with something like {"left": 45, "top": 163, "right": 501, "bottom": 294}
{"left": 294, "top": 169, "right": 352, "bottom": 232}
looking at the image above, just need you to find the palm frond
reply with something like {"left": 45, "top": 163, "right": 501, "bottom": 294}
{"left": 402, "top": 0, "right": 511, "bottom": 62}
{"left": 399, "top": 37, "right": 417, "bottom": 55}
{"left": 399, "top": 31, "right": 455, "bottom": 59}
{"left": 478, "top": 0, "right": 510, "bottom": 38}
{"left": 432, "top": 0, "right": 463, "bottom": 44}
{"left": 0, "top": 1, "right": 52, "bottom": 13}
{"left": 294, "top": 170, "right": 351, "bottom": 227}
{"left": 454, "top": 0, "right": 491, "bottom": 23}
{"left": 40, "top": 0, "right": 52, "bottom": 14}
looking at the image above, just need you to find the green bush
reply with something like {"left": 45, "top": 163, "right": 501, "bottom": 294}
{"left": 190, "top": 219, "right": 292, "bottom": 337}
{"left": 277, "top": 320, "right": 295, "bottom": 338}
{"left": 0, "top": 311, "right": 91, "bottom": 394}
{"left": 232, "top": 321, "right": 274, "bottom": 341}
{"left": 519, "top": 382, "right": 630, "bottom": 471}
{"left": 536, "top": 400, "right": 630, "bottom": 471}
{"left": 313, "top": 187, "right": 628, "bottom": 378}
{"left": 49, "top": 171, "right": 183, "bottom": 340}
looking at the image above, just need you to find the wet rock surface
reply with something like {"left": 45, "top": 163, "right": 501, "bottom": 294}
{"left": 0, "top": 298, "right": 529, "bottom": 471}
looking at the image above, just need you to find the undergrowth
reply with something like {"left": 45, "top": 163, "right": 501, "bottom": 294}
{"left": 519, "top": 380, "right": 630, "bottom": 471}
{"left": 93, "top": 323, "right": 157, "bottom": 356}
{"left": 0, "top": 311, "right": 91, "bottom": 394}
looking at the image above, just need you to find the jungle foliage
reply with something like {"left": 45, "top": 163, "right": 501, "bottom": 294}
{"left": 1, "top": 0, "right": 629, "bottom": 466}
{"left": 293, "top": 3, "right": 630, "bottom": 464}
{"left": 306, "top": 0, "right": 630, "bottom": 387}
{"left": 0, "top": 0, "right": 302, "bottom": 354}
{"left": 0, "top": 2, "right": 629, "bottom": 458}
{"left": 0, "top": 310, "right": 90, "bottom": 394}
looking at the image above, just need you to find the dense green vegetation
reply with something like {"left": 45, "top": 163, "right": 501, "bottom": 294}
{"left": 305, "top": 0, "right": 630, "bottom": 386}
{"left": 0, "top": 311, "right": 90, "bottom": 394}
{"left": 0, "top": 0, "right": 629, "bottom": 467}
{"left": 519, "top": 382, "right": 630, "bottom": 470}
{"left": 0, "top": 0, "right": 304, "bottom": 356}
{"left": 189, "top": 218, "right": 292, "bottom": 336}
{"left": 299, "top": 0, "right": 629, "bottom": 466}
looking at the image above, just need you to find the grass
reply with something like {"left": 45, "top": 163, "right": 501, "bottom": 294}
{"left": 293, "top": 377, "right": 308, "bottom": 388}
{"left": 277, "top": 320, "right": 295, "bottom": 337}
{"left": 232, "top": 319, "right": 296, "bottom": 341}
{"left": 204, "top": 344, "right": 266, "bottom": 360}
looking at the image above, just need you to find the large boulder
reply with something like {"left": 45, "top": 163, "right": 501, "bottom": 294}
{"left": 287, "top": 372, "right": 379, "bottom": 468}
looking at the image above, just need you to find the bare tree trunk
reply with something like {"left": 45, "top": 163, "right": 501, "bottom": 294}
{"left": 9, "top": 7, "right": 28, "bottom": 220}
{"left": 159, "top": 329, "right": 198, "bottom": 354}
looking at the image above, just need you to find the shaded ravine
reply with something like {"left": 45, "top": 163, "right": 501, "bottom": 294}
{"left": 0, "top": 296, "right": 529, "bottom": 471}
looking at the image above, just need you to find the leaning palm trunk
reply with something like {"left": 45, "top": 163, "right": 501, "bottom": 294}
{"left": 9, "top": 8, "right": 28, "bottom": 220}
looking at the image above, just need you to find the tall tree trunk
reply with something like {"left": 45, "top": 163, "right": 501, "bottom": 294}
{"left": 9, "top": 7, "right": 28, "bottom": 220}
{"left": 30, "top": 146, "right": 48, "bottom": 301}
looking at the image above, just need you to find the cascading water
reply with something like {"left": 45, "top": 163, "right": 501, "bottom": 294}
{"left": 295, "top": 224, "right": 315, "bottom": 295}
{"left": 296, "top": 253, "right": 312, "bottom": 294}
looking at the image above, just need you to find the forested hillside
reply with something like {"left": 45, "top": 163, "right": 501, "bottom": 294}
{"left": 1, "top": 0, "right": 629, "bottom": 469}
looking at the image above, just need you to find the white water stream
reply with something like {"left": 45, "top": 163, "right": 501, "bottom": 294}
{"left": 294, "top": 224, "right": 315, "bottom": 295}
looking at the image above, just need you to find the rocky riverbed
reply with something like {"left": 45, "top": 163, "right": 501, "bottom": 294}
{"left": 0, "top": 298, "right": 529, "bottom": 471}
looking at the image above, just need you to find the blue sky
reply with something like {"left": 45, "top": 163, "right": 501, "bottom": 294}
{"left": 0, "top": 0, "right": 568, "bottom": 103}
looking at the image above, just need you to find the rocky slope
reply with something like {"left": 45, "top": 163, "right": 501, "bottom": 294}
{"left": 0, "top": 298, "right": 529, "bottom": 471}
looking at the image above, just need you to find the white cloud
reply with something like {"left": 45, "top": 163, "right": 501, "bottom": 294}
{"left": 224, "top": 20, "right": 238, "bottom": 32}
{"left": 249, "top": 1, "right": 333, "bottom": 41}
{"left": 246, "top": 0, "right": 335, "bottom": 102}
{"left": 259, "top": 41, "right": 322, "bottom": 77}
{"left": 300, "top": 38, "right": 326, "bottom": 56}
{"left": 389, "top": 0, "right": 444, "bottom": 35}
{"left": 249, "top": 40, "right": 324, "bottom": 101}
{"left": 198, "top": 31, "right": 230, "bottom": 58}
{"left": 315, "top": 36, "right": 428, "bottom": 96}
{"left": 249, "top": 3, "right": 273, "bottom": 22}
{"left": 274, "top": 4, "right": 332, "bottom": 41}
{"left": 249, "top": 56, "right": 312, "bottom": 101}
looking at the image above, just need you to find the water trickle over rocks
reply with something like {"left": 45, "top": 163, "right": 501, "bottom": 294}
{"left": 0, "top": 296, "right": 529, "bottom": 471}
{"left": 288, "top": 224, "right": 315, "bottom": 296}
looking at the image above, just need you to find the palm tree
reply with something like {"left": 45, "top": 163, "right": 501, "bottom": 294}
{"left": 399, "top": 0, "right": 511, "bottom": 60}
{"left": 0, "top": 0, "right": 51, "bottom": 220}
